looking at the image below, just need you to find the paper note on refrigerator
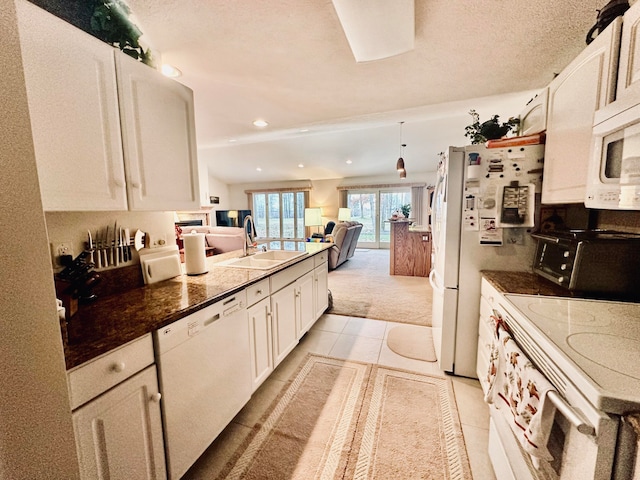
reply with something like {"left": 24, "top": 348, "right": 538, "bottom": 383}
{"left": 479, "top": 216, "right": 503, "bottom": 246}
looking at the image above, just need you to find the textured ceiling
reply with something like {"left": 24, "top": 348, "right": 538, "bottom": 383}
{"left": 126, "top": 0, "right": 608, "bottom": 184}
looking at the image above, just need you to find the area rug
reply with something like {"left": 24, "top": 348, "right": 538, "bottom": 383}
{"left": 386, "top": 325, "right": 437, "bottom": 362}
{"left": 217, "top": 354, "right": 471, "bottom": 479}
{"left": 328, "top": 249, "right": 433, "bottom": 326}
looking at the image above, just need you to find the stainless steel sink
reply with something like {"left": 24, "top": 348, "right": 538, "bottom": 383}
{"left": 218, "top": 250, "right": 308, "bottom": 269}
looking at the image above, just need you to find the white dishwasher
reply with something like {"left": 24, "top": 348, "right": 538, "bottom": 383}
{"left": 155, "top": 290, "right": 251, "bottom": 480}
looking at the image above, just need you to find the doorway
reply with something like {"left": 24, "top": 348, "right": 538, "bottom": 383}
{"left": 347, "top": 189, "right": 411, "bottom": 248}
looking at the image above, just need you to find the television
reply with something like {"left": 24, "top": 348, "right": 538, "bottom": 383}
{"left": 215, "top": 209, "right": 252, "bottom": 228}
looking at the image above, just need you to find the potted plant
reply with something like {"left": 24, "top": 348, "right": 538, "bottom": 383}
{"left": 91, "top": 0, "right": 154, "bottom": 66}
{"left": 464, "top": 109, "right": 519, "bottom": 144}
{"left": 400, "top": 204, "right": 411, "bottom": 219}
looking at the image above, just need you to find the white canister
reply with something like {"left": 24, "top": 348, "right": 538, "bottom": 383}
{"left": 182, "top": 233, "right": 208, "bottom": 275}
{"left": 467, "top": 164, "right": 483, "bottom": 180}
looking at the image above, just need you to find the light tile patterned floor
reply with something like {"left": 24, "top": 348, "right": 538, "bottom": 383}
{"left": 185, "top": 314, "right": 497, "bottom": 479}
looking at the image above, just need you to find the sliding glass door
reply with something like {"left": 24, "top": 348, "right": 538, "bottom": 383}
{"left": 347, "top": 191, "right": 377, "bottom": 248}
{"left": 347, "top": 188, "right": 411, "bottom": 249}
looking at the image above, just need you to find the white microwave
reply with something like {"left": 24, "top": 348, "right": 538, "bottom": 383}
{"left": 586, "top": 102, "right": 640, "bottom": 209}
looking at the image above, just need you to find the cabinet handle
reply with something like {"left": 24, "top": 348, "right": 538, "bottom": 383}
{"left": 150, "top": 392, "right": 162, "bottom": 403}
{"left": 131, "top": 181, "right": 142, "bottom": 189}
{"left": 256, "top": 289, "right": 262, "bottom": 295}
{"left": 113, "top": 178, "right": 125, "bottom": 188}
{"left": 110, "top": 362, "right": 126, "bottom": 373}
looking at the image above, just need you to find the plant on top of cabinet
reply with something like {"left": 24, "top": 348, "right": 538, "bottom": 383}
{"left": 464, "top": 109, "right": 519, "bottom": 144}
{"left": 91, "top": 0, "right": 154, "bottom": 66}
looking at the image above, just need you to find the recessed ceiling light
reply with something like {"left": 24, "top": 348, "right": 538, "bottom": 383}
{"left": 299, "top": 128, "right": 309, "bottom": 133}
{"left": 228, "top": 138, "right": 237, "bottom": 143}
{"left": 253, "top": 119, "right": 269, "bottom": 127}
{"left": 161, "top": 64, "right": 182, "bottom": 78}
{"left": 346, "top": 159, "right": 353, "bottom": 164}
{"left": 256, "top": 167, "right": 262, "bottom": 172}
{"left": 298, "top": 164, "right": 304, "bottom": 168}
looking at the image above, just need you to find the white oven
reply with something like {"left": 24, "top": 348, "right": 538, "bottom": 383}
{"left": 478, "top": 289, "right": 640, "bottom": 479}
{"left": 587, "top": 102, "right": 640, "bottom": 210}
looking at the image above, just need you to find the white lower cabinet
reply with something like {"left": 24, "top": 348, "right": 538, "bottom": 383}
{"left": 72, "top": 365, "right": 165, "bottom": 480}
{"left": 247, "top": 296, "right": 274, "bottom": 392}
{"left": 313, "top": 262, "right": 329, "bottom": 320}
{"left": 247, "top": 252, "right": 327, "bottom": 392}
{"left": 270, "top": 282, "right": 300, "bottom": 367}
{"left": 297, "top": 270, "right": 315, "bottom": 337}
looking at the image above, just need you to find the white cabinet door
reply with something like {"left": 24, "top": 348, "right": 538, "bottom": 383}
{"left": 247, "top": 297, "right": 273, "bottom": 392}
{"left": 270, "top": 284, "right": 299, "bottom": 367}
{"left": 542, "top": 17, "right": 622, "bottom": 204}
{"left": 297, "top": 271, "right": 315, "bottom": 337}
{"left": 613, "top": 1, "right": 640, "bottom": 110}
{"left": 72, "top": 366, "right": 165, "bottom": 480}
{"left": 17, "top": 1, "right": 127, "bottom": 211}
{"left": 313, "top": 263, "right": 329, "bottom": 321}
{"left": 115, "top": 53, "right": 200, "bottom": 211}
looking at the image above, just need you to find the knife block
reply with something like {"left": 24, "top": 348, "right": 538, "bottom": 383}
{"left": 55, "top": 279, "right": 78, "bottom": 320}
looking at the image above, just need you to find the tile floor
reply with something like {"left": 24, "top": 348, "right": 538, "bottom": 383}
{"left": 185, "top": 314, "right": 497, "bottom": 479}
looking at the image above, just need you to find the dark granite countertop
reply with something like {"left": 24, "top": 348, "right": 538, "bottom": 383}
{"left": 63, "top": 243, "right": 333, "bottom": 370}
{"left": 481, "top": 270, "right": 572, "bottom": 297}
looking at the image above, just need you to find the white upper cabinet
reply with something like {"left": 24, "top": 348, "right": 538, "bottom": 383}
{"left": 542, "top": 17, "right": 622, "bottom": 204}
{"left": 17, "top": 1, "right": 199, "bottom": 212}
{"left": 115, "top": 54, "right": 200, "bottom": 211}
{"left": 607, "top": 1, "right": 640, "bottom": 116}
{"left": 17, "top": 0, "right": 127, "bottom": 211}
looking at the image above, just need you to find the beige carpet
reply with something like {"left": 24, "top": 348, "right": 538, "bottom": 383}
{"left": 328, "top": 249, "right": 433, "bottom": 326}
{"left": 217, "top": 354, "right": 471, "bottom": 479}
{"left": 387, "top": 325, "right": 437, "bottom": 362}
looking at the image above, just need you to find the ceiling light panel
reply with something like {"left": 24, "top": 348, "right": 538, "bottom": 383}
{"left": 332, "top": 0, "right": 414, "bottom": 62}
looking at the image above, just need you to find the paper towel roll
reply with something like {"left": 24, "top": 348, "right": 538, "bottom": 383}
{"left": 183, "top": 233, "right": 208, "bottom": 275}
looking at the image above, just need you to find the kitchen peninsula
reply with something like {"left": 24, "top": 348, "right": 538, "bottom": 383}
{"left": 63, "top": 243, "right": 331, "bottom": 369}
{"left": 389, "top": 220, "right": 431, "bottom": 277}
{"left": 65, "top": 242, "right": 331, "bottom": 479}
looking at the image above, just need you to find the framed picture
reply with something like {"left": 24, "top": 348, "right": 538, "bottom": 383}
{"left": 210, "top": 196, "right": 220, "bottom": 205}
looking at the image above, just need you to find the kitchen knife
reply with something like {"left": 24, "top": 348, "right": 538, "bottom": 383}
{"left": 104, "top": 226, "right": 111, "bottom": 267}
{"left": 95, "top": 229, "right": 102, "bottom": 269}
{"left": 101, "top": 228, "right": 108, "bottom": 267}
{"left": 87, "top": 230, "right": 95, "bottom": 266}
{"left": 119, "top": 227, "right": 126, "bottom": 263}
{"left": 125, "top": 228, "right": 131, "bottom": 261}
{"left": 114, "top": 221, "right": 119, "bottom": 267}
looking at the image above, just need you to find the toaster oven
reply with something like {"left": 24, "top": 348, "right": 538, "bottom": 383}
{"left": 532, "top": 230, "right": 640, "bottom": 295}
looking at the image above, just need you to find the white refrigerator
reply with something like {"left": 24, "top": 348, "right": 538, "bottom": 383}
{"left": 429, "top": 143, "right": 544, "bottom": 378}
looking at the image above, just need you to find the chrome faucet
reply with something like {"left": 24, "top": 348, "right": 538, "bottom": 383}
{"left": 243, "top": 215, "right": 257, "bottom": 256}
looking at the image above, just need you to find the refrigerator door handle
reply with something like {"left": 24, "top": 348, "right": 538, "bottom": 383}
{"left": 429, "top": 269, "right": 444, "bottom": 293}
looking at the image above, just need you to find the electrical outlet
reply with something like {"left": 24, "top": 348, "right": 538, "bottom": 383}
{"left": 147, "top": 233, "right": 167, "bottom": 248}
{"left": 51, "top": 242, "right": 73, "bottom": 267}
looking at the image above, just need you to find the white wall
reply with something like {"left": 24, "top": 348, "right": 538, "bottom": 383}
{"left": 45, "top": 211, "right": 176, "bottom": 271}
{"left": 0, "top": 2, "right": 79, "bottom": 476}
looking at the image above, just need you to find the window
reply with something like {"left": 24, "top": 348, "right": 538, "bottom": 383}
{"left": 347, "top": 188, "right": 411, "bottom": 248}
{"left": 251, "top": 190, "right": 307, "bottom": 250}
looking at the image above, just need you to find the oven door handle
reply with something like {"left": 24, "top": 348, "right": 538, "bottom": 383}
{"left": 547, "top": 391, "right": 595, "bottom": 436}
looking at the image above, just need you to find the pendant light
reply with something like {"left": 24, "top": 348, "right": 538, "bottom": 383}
{"left": 396, "top": 121, "right": 406, "bottom": 175}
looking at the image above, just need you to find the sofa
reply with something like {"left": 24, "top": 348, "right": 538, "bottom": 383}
{"left": 179, "top": 226, "right": 245, "bottom": 254}
{"left": 328, "top": 221, "right": 363, "bottom": 270}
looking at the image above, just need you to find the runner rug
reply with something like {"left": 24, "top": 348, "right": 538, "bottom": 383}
{"left": 216, "top": 354, "right": 471, "bottom": 479}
